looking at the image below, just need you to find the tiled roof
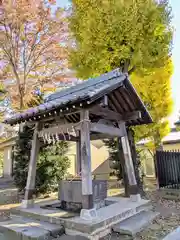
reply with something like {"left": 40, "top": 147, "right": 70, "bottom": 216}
{"left": 4, "top": 69, "right": 152, "bottom": 126}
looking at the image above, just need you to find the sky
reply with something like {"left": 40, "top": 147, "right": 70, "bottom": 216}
{"left": 57, "top": 0, "right": 180, "bottom": 125}
{"left": 169, "top": 0, "right": 180, "bottom": 125}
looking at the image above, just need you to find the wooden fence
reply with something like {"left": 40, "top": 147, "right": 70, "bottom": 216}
{"left": 156, "top": 150, "right": 180, "bottom": 189}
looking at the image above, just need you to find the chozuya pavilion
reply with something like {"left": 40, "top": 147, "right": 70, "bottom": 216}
{"left": 5, "top": 69, "right": 153, "bottom": 239}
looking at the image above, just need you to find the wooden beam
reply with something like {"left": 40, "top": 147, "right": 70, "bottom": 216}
{"left": 80, "top": 110, "right": 93, "bottom": 209}
{"left": 70, "top": 114, "right": 78, "bottom": 122}
{"left": 113, "top": 91, "right": 129, "bottom": 112}
{"left": 89, "top": 106, "right": 141, "bottom": 122}
{"left": 90, "top": 122, "right": 126, "bottom": 137}
{"left": 109, "top": 94, "right": 122, "bottom": 113}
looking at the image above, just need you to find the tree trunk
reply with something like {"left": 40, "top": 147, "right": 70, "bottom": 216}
{"left": 19, "top": 91, "right": 25, "bottom": 110}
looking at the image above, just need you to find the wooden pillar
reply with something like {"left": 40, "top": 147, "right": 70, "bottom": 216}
{"left": 127, "top": 128, "right": 144, "bottom": 196}
{"left": 80, "top": 110, "right": 93, "bottom": 209}
{"left": 119, "top": 123, "right": 139, "bottom": 196}
{"left": 76, "top": 130, "right": 81, "bottom": 176}
{"left": 24, "top": 123, "right": 40, "bottom": 203}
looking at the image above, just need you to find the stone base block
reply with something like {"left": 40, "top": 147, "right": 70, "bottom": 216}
{"left": 130, "top": 194, "right": 141, "bottom": 202}
{"left": 12, "top": 197, "right": 152, "bottom": 239}
{"left": 21, "top": 199, "right": 34, "bottom": 209}
{"left": 80, "top": 208, "right": 97, "bottom": 220}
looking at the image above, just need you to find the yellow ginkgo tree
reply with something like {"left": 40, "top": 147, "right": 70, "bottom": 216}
{"left": 132, "top": 58, "right": 173, "bottom": 150}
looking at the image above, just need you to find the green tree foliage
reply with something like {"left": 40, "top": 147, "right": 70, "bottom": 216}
{"left": 36, "top": 142, "right": 70, "bottom": 194}
{"left": 69, "top": 0, "right": 172, "bottom": 78}
{"left": 104, "top": 139, "right": 122, "bottom": 179}
{"left": 13, "top": 125, "right": 70, "bottom": 194}
{"left": 13, "top": 125, "right": 33, "bottom": 191}
{"left": 69, "top": 0, "right": 173, "bottom": 145}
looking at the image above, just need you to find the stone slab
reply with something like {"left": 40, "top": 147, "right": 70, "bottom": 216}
{"left": 11, "top": 215, "right": 64, "bottom": 237}
{"left": 0, "top": 216, "right": 64, "bottom": 240}
{"left": 163, "top": 227, "right": 180, "bottom": 240}
{"left": 0, "top": 219, "right": 50, "bottom": 240}
{"left": 112, "top": 210, "right": 159, "bottom": 236}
